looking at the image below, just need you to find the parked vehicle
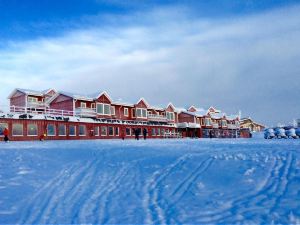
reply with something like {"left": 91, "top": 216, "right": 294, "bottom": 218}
{"left": 274, "top": 128, "right": 287, "bottom": 139}
{"left": 285, "top": 128, "right": 297, "bottom": 139}
{"left": 264, "top": 128, "right": 275, "bottom": 139}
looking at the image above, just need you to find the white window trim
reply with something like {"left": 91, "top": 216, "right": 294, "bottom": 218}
{"left": 152, "top": 128, "right": 156, "bottom": 136}
{"left": 79, "top": 125, "right": 86, "bottom": 136}
{"left": 94, "top": 127, "right": 99, "bottom": 136}
{"left": 108, "top": 126, "right": 114, "bottom": 136}
{"left": 111, "top": 106, "right": 115, "bottom": 115}
{"left": 136, "top": 108, "right": 147, "bottom": 118}
{"left": 166, "top": 112, "right": 175, "bottom": 121}
{"left": 126, "top": 128, "right": 131, "bottom": 136}
{"left": 124, "top": 108, "right": 129, "bottom": 117}
{"left": 58, "top": 125, "right": 67, "bottom": 136}
{"left": 96, "top": 103, "right": 111, "bottom": 115}
{"left": 115, "top": 127, "right": 119, "bottom": 136}
{"left": 101, "top": 127, "right": 107, "bottom": 136}
{"left": 27, "top": 124, "right": 38, "bottom": 136}
{"left": 80, "top": 102, "right": 86, "bottom": 108}
{"left": 12, "top": 124, "right": 24, "bottom": 137}
{"left": 69, "top": 126, "right": 77, "bottom": 136}
{"left": 28, "top": 96, "right": 38, "bottom": 102}
{"left": 47, "top": 124, "right": 56, "bottom": 136}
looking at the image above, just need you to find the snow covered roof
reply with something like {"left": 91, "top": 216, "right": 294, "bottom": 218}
{"left": 8, "top": 88, "right": 43, "bottom": 98}
{"left": 59, "top": 91, "right": 94, "bottom": 101}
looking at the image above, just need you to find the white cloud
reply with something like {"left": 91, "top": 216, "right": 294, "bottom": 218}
{"left": 0, "top": 4, "right": 300, "bottom": 125}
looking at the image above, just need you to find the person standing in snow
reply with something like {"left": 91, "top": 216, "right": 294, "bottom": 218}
{"left": 134, "top": 128, "right": 139, "bottom": 140}
{"left": 3, "top": 127, "right": 9, "bottom": 142}
{"left": 143, "top": 128, "right": 148, "bottom": 140}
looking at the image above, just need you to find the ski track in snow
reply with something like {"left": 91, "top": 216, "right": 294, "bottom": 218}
{"left": 1, "top": 139, "right": 299, "bottom": 224}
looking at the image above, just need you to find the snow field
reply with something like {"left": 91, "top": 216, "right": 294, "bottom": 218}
{"left": 0, "top": 138, "right": 299, "bottom": 224}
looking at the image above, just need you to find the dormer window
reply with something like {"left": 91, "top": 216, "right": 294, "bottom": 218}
{"left": 136, "top": 108, "right": 147, "bottom": 118}
{"left": 91, "top": 103, "right": 95, "bottom": 109}
{"left": 28, "top": 97, "right": 38, "bottom": 102}
{"left": 166, "top": 112, "right": 175, "bottom": 121}
{"left": 97, "top": 103, "right": 111, "bottom": 115}
{"left": 205, "top": 118, "right": 212, "bottom": 126}
{"left": 124, "top": 108, "right": 129, "bottom": 116}
{"left": 222, "top": 120, "right": 227, "bottom": 127}
{"left": 81, "top": 102, "right": 86, "bottom": 108}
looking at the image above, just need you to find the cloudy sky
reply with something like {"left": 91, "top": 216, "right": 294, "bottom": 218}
{"left": 0, "top": 0, "right": 299, "bottom": 126}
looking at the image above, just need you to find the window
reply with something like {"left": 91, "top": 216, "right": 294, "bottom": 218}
{"left": 152, "top": 128, "right": 156, "bottom": 136}
{"left": 111, "top": 106, "right": 115, "bottom": 115}
{"left": 79, "top": 125, "right": 86, "bottom": 136}
{"left": 222, "top": 120, "right": 227, "bottom": 127}
{"left": 161, "top": 129, "right": 165, "bottom": 135}
{"left": 27, "top": 124, "right": 38, "bottom": 136}
{"left": 136, "top": 108, "right": 147, "bottom": 118}
{"left": 166, "top": 112, "right": 175, "bottom": 121}
{"left": 101, "top": 127, "right": 107, "bottom": 136}
{"left": 157, "top": 128, "right": 161, "bottom": 136}
{"left": 115, "top": 127, "right": 119, "bottom": 136}
{"left": 91, "top": 103, "right": 95, "bottom": 109}
{"left": 69, "top": 125, "right": 76, "bottom": 136}
{"left": 126, "top": 128, "right": 131, "bottom": 136}
{"left": 47, "top": 124, "right": 56, "bottom": 136}
{"left": 0, "top": 123, "right": 8, "bottom": 136}
{"left": 58, "top": 124, "right": 66, "bottom": 136}
{"left": 80, "top": 102, "right": 86, "bottom": 108}
{"left": 108, "top": 127, "right": 114, "bottom": 136}
{"left": 94, "top": 127, "right": 99, "bottom": 136}
{"left": 13, "top": 124, "right": 23, "bottom": 136}
{"left": 124, "top": 108, "right": 129, "bottom": 116}
{"left": 132, "top": 109, "right": 136, "bottom": 118}
{"left": 28, "top": 96, "right": 38, "bottom": 102}
{"left": 205, "top": 118, "right": 212, "bottom": 126}
{"left": 97, "top": 103, "right": 111, "bottom": 115}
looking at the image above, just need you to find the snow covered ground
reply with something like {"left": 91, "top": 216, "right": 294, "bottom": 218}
{"left": 0, "top": 135, "right": 300, "bottom": 224}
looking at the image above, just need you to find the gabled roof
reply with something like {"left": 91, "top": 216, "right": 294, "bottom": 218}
{"left": 42, "top": 88, "right": 57, "bottom": 95}
{"left": 8, "top": 88, "right": 45, "bottom": 99}
{"left": 94, "top": 91, "right": 113, "bottom": 103}
{"left": 167, "top": 102, "right": 176, "bottom": 111}
{"left": 136, "top": 97, "right": 150, "bottom": 108}
{"left": 59, "top": 91, "right": 94, "bottom": 101}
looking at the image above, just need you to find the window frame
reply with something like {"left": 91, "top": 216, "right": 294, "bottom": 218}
{"left": 69, "top": 125, "right": 77, "bottom": 136}
{"left": 0, "top": 123, "right": 8, "bottom": 136}
{"left": 124, "top": 108, "right": 129, "bottom": 117}
{"left": 79, "top": 125, "right": 86, "bottom": 136}
{"left": 101, "top": 126, "right": 107, "bottom": 136}
{"left": 58, "top": 124, "right": 67, "bottom": 136}
{"left": 27, "top": 124, "right": 38, "bottom": 136}
{"left": 12, "top": 124, "right": 24, "bottom": 136}
{"left": 47, "top": 124, "right": 56, "bottom": 136}
{"left": 136, "top": 108, "right": 147, "bottom": 118}
{"left": 96, "top": 103, "right": 111, "bottom": 115}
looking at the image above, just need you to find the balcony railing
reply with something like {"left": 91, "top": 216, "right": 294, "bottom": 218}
{"left": 228, "top": 124, "right": 240, "bottom": 129}
{"left": 27, "top": 101, "right": 47, "bottom": 108}
{"left": 212, "top": 123, "right": 219, "bottom": 129}
{"left": 75, "top": 107, "right": 97, "bottom": 117}
{"left": 10, "top": 106, "right": 74, "bottom": 116}
{"left": 148, "top": 114, "right": 168, "bottom": 122}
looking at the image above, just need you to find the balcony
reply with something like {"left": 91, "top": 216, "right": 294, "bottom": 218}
{"left": 148, "top": 114, "right": 168, "bottom": 122}
{"left": 27, "top": 101, "right": 47, "bottom": 108}
{"left": 75, "top": 107, "right": 97, "bottom": 117}
{"left": 212, "top": 123, "right": 219, "bottom": 129}
{"left": 228, "top": 124, "right": 240, "bottom": 129}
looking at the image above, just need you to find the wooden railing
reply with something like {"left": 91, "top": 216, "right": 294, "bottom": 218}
{"left": 10, "top": 106, "right": 74, "bottom": 116}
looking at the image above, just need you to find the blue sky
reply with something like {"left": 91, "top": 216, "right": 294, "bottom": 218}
{"left": 0, "top": 0, "right": 300, "bottom": 125}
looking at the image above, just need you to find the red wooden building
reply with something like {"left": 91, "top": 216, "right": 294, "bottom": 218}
{"left": 0, "top": 88, "right": 249, "bottom": 141}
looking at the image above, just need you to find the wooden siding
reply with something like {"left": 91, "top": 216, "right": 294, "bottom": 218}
{"left": 10, "top": 91, "right": 26, "bottom": 107}
{"left": 50, "top": 94, "right": 74, "bottom": 111}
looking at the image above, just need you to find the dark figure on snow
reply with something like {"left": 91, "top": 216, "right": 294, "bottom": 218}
{"left": 135, "top": 128, "right": 140, "bottom": 140}
{"left": 143, "top": 128, "right": 148, "bottom": 140}
{"left": 3, "top": 128, "right": 9, "bottom": 142}
{"left": 209, "top": 130, "right": 213, "bottom": 139}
